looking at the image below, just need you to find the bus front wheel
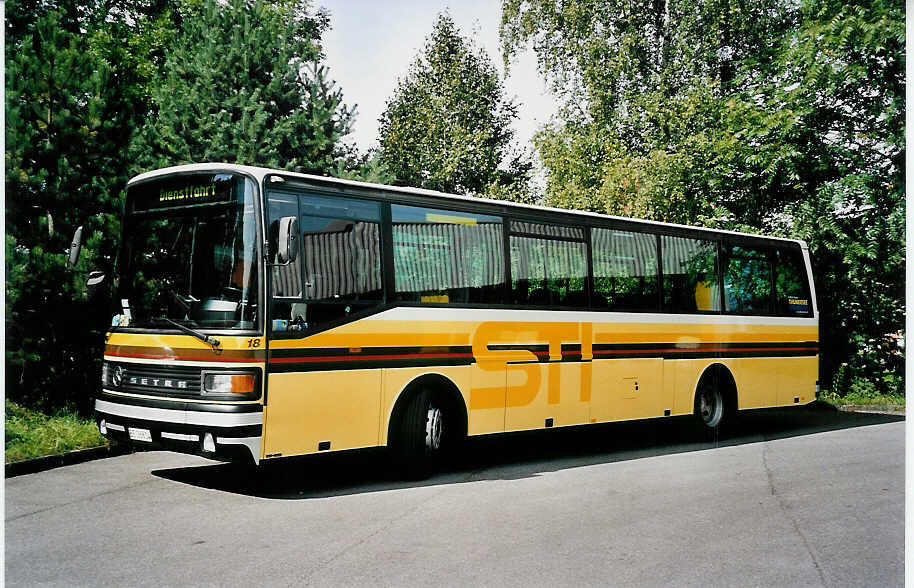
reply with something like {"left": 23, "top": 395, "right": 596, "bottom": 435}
{"left": 393, "top": 388, "right": 444, "bottom": 479}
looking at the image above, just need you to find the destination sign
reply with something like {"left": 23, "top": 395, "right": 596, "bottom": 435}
{"left": 158, "top": 184, "right": 218, "bottom": 203}
{"left": 129, "top": 174, "right": 237, "bottom": 212}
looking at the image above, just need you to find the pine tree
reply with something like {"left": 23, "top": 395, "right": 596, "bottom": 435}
{"left": 377, "top": 14, "right": 531, "bottom": 199}
{"left": 134, "top": 0, "right": 354, "bottom": 174}
{"left": 5, "top": 2, "right": 151, "bottom": 411}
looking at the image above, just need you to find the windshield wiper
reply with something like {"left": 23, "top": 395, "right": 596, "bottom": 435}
{"left": 156, "top": 316, "right": 221, "bottom": 348}
{"left": 167, "top": 287, "right": 196, "bottom": 314}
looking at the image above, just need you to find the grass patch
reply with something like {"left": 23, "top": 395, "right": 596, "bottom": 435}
{"left": 5, "top": 400, "right": 106, "bottom": 463}
{"left": 819, "top": 390, "right": 905, "bottom": 410}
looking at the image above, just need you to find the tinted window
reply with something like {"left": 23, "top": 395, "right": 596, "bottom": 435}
{"left": 510, "top": 220, "right": 584, "bottom": 240}
{"left": 268, "top": 191, "right": 302, "bottom": 298}
{"left": 724, "top": 246, "right": 772, "bottom": 314}
{"left": 268, "top": 192, "right": 382, "bottom": 334}
{"left": 391, "top": 205, "right": 504, "bottom": 304}
{"left": 510, "top": 236, "right": 587, "bottom": 307}
{"left": 300, "top": 193, "right": 381, "bottom": 223}
{"left": 774, "top": 247, "right": 812, "bottom": 316}
{"left": 662, "top": 236, "right": 720, "bottom": 312}
{"left": 121, "top": 175, "right": 260, "bottom": 330}
{"left": 592, "top": 228, "right": 658, "bottom": 311}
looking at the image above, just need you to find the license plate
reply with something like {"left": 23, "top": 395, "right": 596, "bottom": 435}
{"left": 128, "top": 427, "right": 152, "bottom": 442}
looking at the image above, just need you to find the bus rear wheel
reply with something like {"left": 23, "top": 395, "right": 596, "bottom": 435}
{"left": 697, "top": 381, "right": 725, "bottom": 428}
{"left": 694, "top": 374, "right": 734, "bottom": 437}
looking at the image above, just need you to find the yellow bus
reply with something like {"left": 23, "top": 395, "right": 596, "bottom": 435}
{"left": 89, "top": 163, "right": 818, "bottom": 475}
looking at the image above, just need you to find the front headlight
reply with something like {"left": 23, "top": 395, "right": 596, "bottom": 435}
{"left": 202, "top": 371, "right": 259, "bottom": 399}
{"left": 101, "top": 362, "right": 109, "bottom": 387}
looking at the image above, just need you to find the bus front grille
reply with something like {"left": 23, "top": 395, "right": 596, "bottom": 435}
{"left": 104, "top": 361, "right": 203, "bottom": 398}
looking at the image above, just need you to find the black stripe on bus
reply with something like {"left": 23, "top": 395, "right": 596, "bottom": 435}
{"left": 266, "top": 341, "right": 818, "bottom": 372}
{"left": 269, "top": 345, "right": 475, "bottom": 373}
{"left": 269, "top": 345, "right": 474, "bottom": 359}
{"left": 491, "top": 341, "right": 818, "bottom": 360}
{"left": 269, "top": 356, "right": 476, "bottom": 373}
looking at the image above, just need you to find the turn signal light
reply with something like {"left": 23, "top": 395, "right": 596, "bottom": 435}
{"left": 203, "top": 373, "right": 256, "bottom": 396}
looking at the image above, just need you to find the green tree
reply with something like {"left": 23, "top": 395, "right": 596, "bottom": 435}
{"left": 5, "top": 0, "right": 172, "bottom": 412}
{"left": 501, "top": 0, "right": 792, "bottom": 147}
{"left": 378, "top": 14, "right": 532, "bottom": 200}
{"left": 133, "top": 0, "right": 354, "bottom": 174}
{"left": 501, "top": 0, "right": 799, "bottom": 225}
{"left": 775, "top": 0, "right": 905, "bottom": 396}
{"left": 331, "top": 148, "right": 397, "bottom": 185}
{"left": 501, "top": 0, "right": 904, "bottom": 394}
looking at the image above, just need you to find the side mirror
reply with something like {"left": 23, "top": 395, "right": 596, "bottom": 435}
{"left": 276, "top": 216, "right": 299, "bottom": 264}
{"left": 87, "top": 271, "right": 106, "bottom": 287}
{"left": 68, "top": 226, "right": 84, "bottom": 267}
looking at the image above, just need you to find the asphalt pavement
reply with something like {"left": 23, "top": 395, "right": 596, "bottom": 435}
{"left": 5, "top": 404, "right": 904, "bottom": 587}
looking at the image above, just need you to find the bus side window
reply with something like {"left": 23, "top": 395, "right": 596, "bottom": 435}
{"left": 268, "top": 191, "right": 383, "bottom": 335}
{"left": 661, "top": 235, "right": 720, "bottom": 313}
{"left": 391, "top": 205, "right": 505, "bottom": 304}
{"left": 267, "top": 191, "right": 303, "bottom": 299}
{"left": 510, "top": 235, "right": 587, "bottom": 307}
{"left": 592, "top": 228, "right": 658, "bottom": 311}
{"left": 298, "top": 195, "right": 383, "bottom": 329}
{"left": 723, "top": 246, "right": 773, "bottom": 315}
{"left": 508, "top": 220, "right": 587, "bottom": 308}
{"left": 774, "top": 247, "right": 812, "bottom": 316}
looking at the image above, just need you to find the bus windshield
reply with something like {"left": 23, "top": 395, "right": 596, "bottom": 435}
{"left": 116, "top": 173, "right": 260, "bottom": 331}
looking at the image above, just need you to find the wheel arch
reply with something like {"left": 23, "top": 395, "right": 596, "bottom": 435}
{"left": 385, "top": 373, "right": 468, "bottom": 448}
{"left": 693, "top": 362, "right": 739, "bottom": 415}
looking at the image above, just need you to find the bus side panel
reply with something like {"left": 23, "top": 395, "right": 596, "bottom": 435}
{"left": 504, "top": 362, "right": 590, "bottom": 431}
{"left": 670, "top": 358, "right": 724, "bottom": 416}
{"left": 778, "top": 356, "right": 818, "bottom": 405}
{"left": 263, "top": 369, "right": 382, "bottom": 457}
{"left": 469, "top": 363, "right": 506, "bottom": 435}
{"left": 379, "top": 366, "right": 472, "bottom": 445}
{"left": 734, "top": 357, "right": 780, "bottom": 409}
{"left": 590, "top": 358, "right": 665, "bottom": 422}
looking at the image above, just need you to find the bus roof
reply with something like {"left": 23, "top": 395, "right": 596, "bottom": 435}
{"left": 128, "top": 162, "right": 808, "bottom": 248}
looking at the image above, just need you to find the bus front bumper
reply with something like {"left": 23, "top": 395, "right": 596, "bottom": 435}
{"left": 94, "top": 394, "right": 263, "bottom": 464}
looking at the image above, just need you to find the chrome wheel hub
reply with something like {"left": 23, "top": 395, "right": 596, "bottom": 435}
{"left": 426, "top": 407, "right": 443, "bottom": 452}
{"left": 700, "top": 388, "right": 723, "bottom": 427}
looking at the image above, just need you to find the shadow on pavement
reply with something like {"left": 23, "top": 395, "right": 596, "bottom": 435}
{"left": 151, "top": 402, "right": 902, "bottom": 500}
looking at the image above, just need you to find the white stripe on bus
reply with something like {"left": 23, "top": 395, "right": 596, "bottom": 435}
{"left": 364, "top": 307, "right": 818, "bottom": 326}
{"left": 95, "top": 399, "right": 262, "bottom": 427}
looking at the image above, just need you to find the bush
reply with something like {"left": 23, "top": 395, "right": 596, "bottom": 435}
{"left": 5, "top": 400, "right": 106, "bottom": 463}
{"left": 830, "top": 332, "right": 905, "bottom": 399}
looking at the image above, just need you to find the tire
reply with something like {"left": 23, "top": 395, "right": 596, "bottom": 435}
{"left": 392, "top": 389, "right": 445, "bottom": 479}
{"left": 694, "top": 376, "right": 733, "bottom": 438}
{"left": 696, "top": 379, "right": 725, "bottom": 428}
